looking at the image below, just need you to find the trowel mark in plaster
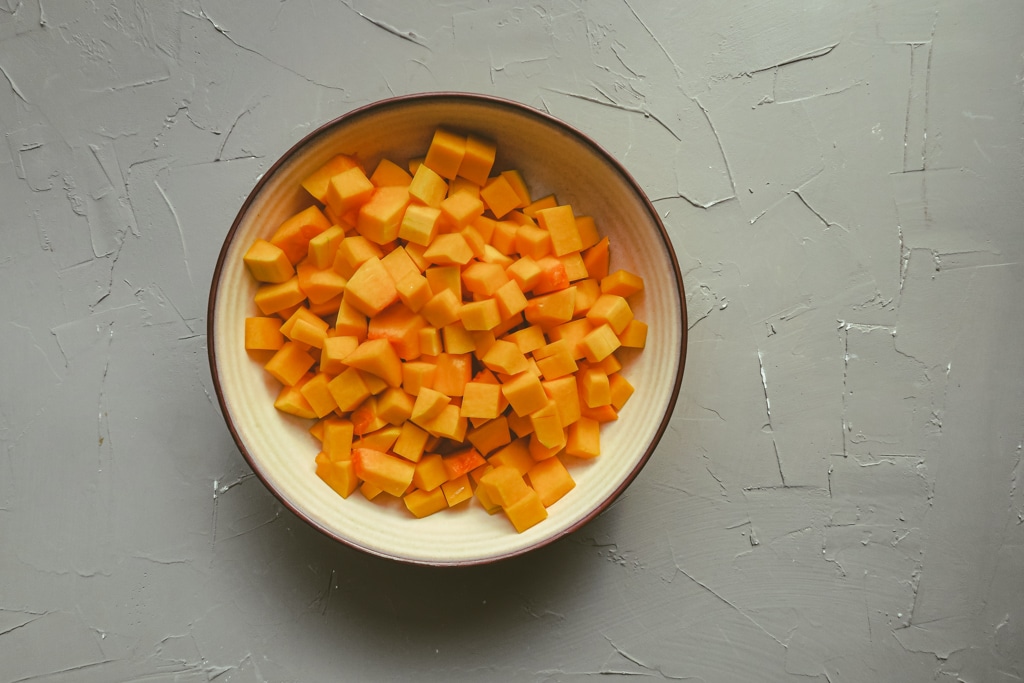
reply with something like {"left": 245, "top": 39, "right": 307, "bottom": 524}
{"left": 901, "top": 27, "right": 937, "bottom": 174}
{"left": 543, "top": 85, "right": 682, "bottom": 142}
{"left": 188, "top": 4, "right": 350, "bottom": 93}
{"left": 756, "top": 350, "right": 786, "bottom": 487}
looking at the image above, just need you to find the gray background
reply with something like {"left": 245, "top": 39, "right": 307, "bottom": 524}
{"left": 2, "top": 1, "right": 1022, "bottom": 681}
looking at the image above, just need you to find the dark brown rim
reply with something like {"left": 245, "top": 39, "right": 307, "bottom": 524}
{"left": 206, "top": 92, "right": 688, "bottom": 567}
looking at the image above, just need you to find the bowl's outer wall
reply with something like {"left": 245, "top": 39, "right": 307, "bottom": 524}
{"left": 208, "top": 93, "right": 687, "bottom": 565}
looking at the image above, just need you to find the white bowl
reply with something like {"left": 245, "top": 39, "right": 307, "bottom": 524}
{"left": 207, "top": 93, "right": 687, "bottom": 565}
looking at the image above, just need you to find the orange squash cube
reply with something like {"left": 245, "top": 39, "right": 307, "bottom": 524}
{"left": 500, "top": 371, "right": 548, "bottom": 417}
{"left": 460, "top": 381, "right": 503, "bottom": 419}
{"left": 566, "top": 416, "right": 601, "bottom": 458}
{"left": 618, "top": 319, "right": 648, "bottom": 348}
{"left": 500, "top": 170, "right": 531, "bottom": 207}
{"left": 355, "top": 425, "right": 401, "bottom": 452}
{"left": 580, "top": 368, "right": 611, "bottom": 407}
{"left": 343, "top": 256, "right": 398, "bottom": 317}
{"left": 586, "top": 294, "right": 634, "bottom": 335}
{"left": 481, "top": 339, "right": 529, "bottom": 376}
{"left": 280, "top": 305, "right": 328, "bottom": 340}
{"left": 408, "top": 163, "right": 448, "bottom": 208}
{"left": 503, "top": 324, "right": 546, "bottom": 355}
{"left": 325, "top": 166, "right": 375, "bottom": 217}
{"left": 525, "top": 287, "right": 576, "bottom": 328}
{"left": 302, "top": 154, "right": 360, "bottom": 203}
{"left": 264, "top": 341, "right": 316, "bottom": 386}
{"left": 245, "top": 317, "right": 285, "bottom": 351}
{"left": 523, "top": 194, "right": 558, "bottom": 217}
{"left": 504, "top": 487, "right": 548, "bottom": 531}
{"left": 420, "top": 404, "right": 468, "bottom": 441}
{"left": 461, "top": 262, "right": 509, "bottom": 297}
{"left": 514, "top": 224, "right": 551, "bottom": 260}
{"left": 460, "top": 298, "right": 501, "bottom": 331}
{"left": 269, "top": 206, "right": 333, "bottom": 264}
{"left": 357, "top": 186, "right": 409, "bottom": 245}
{"left": 543, "top": 375, "right": 581, "bottom": 428}
{"left": 327, "top": 366, "right": 372, "bottom": 412}
{"left": 421, "top": 288, "right": 462, "bottom": 328}
{"left": 488, "top": 438, "right": 535, "bottom": 476}
{"left": 432, "top": 352, "right": 472, "bottom": 397}
{"left": 307, "top": 225, "right": 345, "bottom": 270}
{"left": 370, "top": 157, "right": 413, "bottom": 187}
{"left": 395, "top": 271, "right": 433, "bottom": 312}
{"left": 404, "top": 487, "right": 449, "bottom": 518}
{"left": 442, "top": 448, "right": 486, "bottom": 480}
{"left": 529, "top": 400, "right": 565, "bottom": 449}
{"left": 352, "top": 447, "right": 415, "bottom": 498}
{"left": 410, "top": 386, "right": 451, "bottom": 424}
{"left": 244, "top": 239, "right": 294, "bottom": 283}
{"left": 399, "top": 203, "right": 441, "bottom": 246}
{"left": 424, "top": 232, "right": 474, "bottom": 266}
{"left": 535, "top": 344, "right": 577, "bottom": 380}
{"left": 466, "top": 416, "right": 512, "bottom": 456}
{"left": 442, "top": 322, "right": 476, "bottom": 355}
{"left": 413, "top": 453, "right": 448, "bottom": 491}
{"left": 367, "top": 303, "right": 427, "bottom": 360}
{"left": 480, "top": 174, "right": 522, "bottom": 219}
{"left": 417, "top": 325, "right": 442, "bottom": 358}
{"left": 505, "top": 255, "right": 542, "bottom": 292}
{"left": 440, "top": 191, "right": 485, "bottom": 229}
{"left": 319, "top": 335, "right": 358, "bottom": 375}
{"left": 559, "top": 252, "right": 589, "bottom": 282}
{"left": 343, "top": 338, "right": 403, "bottom": 387}
{"left": 333, "top": 235, "right": 382, "bottom": 278}
{"left": 296, "top": 262, "right": 347, "bottom": 306}
{"left": 254, "top": 277, "right": 305, "bottom": 315}
{"left": 548, "top": 317, "right": 593, "bottom": 359}
{"left": 376, "top": 386, "right": 415, "bottom": 426}
{"left": 298, "top": 372, "right": 338, "bottom": 418}
{"left": 402, "top": 360, "right": 437, "bottom": 396}
{"left": 478, "top": 464, "right": 530, "bottom": 507}
{"left": 424, "top": 128, "right": 466, "bottom": 180}
{"left": 609, "top": 372, "right": 635, "bottom": 411}
{"left": 457, "top": 134, "right": 496, "bottom": 185}
{"left": 527, "top": 456, "right": 576, "bottom": 506}
{"left": 316, "top": 452, "right": 359, "bottom": 499}
{"left": 532, "top": 256, "right": 571, "bottom": 294}
{"left": 273, "top": 378, "right": 318, "bottom": 419}
{"left": 572, "top": 278, "right": 602, "bottom": 316}
{"left": 442, "top": 474, "right": 474, "bottom": 507}
{"left": 601, "top": 269, "right": 644, "bottom": 298}
{"left": 335, "top": 299, "right": 368, "bottom": 340}
{"left": 579, "top": 323, "right": 622, "bottom": 363}
{"left": 490, "top": 220, "right": 519, "bottom": 254}
{"left": 393, "top": 420, "right": 430, "bottom": 462}
{"left": 582, "top": 236, "right": 610, "bottom": 281}
{"left": 575, "top": 215, "right": 599, "bottom": 250}
{"left": 322, "top": 418, "right": 355, "bottom": 461}
{"left": 535, "top": 204, "right": 583, "bottom": 257}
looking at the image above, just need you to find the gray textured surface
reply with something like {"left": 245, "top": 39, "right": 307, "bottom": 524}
{"left": 2, "top": 1, "right": 1022, "bottom": 681}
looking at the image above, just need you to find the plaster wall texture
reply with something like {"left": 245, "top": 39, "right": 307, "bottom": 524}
{"left": 1, "top": 1, "right": 1021, "bottom": 681}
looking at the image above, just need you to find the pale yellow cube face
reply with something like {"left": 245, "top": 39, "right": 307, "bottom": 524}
{"left": 423, "top": 128, "right": 466, "bottom": 180}
{"left": 399, "top": 203, "right": 441, "bottom": 247}
{"left": 502, "top": 488, "right": 548, "bottom": 533}
{"left": 326, "top": 166, "right": 375, "bottom": 216}
{"left": 408, "top": 163, "right": 448, "bottom": 208}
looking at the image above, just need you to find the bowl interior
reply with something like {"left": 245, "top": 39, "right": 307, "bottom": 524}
{"left": 210, "top": 94, "right": 685, "bottom": 565}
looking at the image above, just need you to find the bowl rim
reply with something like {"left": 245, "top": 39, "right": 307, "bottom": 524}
{"left": 206, "top": 91, "right": 688, "bottom": 566}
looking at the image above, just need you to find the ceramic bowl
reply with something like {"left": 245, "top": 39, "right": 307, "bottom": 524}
{"left": 207, "top": 93, "right": 687, "bottom": 565}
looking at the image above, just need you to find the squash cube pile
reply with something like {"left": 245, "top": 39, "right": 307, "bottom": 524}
{"left": 242, "top": 127, "right": 646, "bottom": 533}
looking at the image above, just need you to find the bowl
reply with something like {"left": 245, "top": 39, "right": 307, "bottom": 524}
{"left": 207, "top": 92, "right": 687, "bottom": 566}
